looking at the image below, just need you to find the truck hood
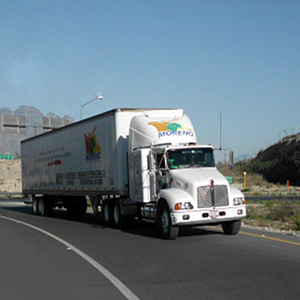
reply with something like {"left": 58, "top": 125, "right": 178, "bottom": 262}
{"left": 169, "top": 167, "right": 228, "bottom": 188}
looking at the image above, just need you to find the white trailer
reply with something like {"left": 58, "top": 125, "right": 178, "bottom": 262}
{"left": 21, "top": 108, "right": 246, "bottom": 239}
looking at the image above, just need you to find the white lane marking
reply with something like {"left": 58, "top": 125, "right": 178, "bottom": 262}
{"left": 0, "top": 214, "right": 140, "bottom": 300}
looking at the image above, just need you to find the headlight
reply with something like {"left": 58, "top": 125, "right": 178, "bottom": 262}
{"left": 174, "top": 202, "right": 194, "bottom": 210}
{"left": 233, "top": 197, "right": 245, "bottom": 206}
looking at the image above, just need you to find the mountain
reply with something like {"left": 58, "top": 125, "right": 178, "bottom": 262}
{"left": 0, "top": 105, "right": 75, "bottom": 156}
{"left": 15, "top": 105, "right": 44, "bottom": 126}
{"left": 0, "top": 107, "right": 14, "bottom": 115}
{"left": 46, "top": 112, "right": 61, "bottom": 119}
{"left": 63, "top": 114, "right": 76, "bottom": 123}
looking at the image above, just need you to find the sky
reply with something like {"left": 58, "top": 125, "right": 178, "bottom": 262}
{"left": 1, "top": 0, "right": 300, "bottom": 160}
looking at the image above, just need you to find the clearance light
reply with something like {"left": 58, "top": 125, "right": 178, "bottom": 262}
{"left": 174, "top": 202, "right": 194, "bottom": 211}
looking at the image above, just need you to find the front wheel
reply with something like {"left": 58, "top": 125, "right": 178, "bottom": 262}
{"left": 157, "top": 202, "right": 179, "bottom": 240}
{"left": 221, "top": 220, "right": 241, "bottom": 235}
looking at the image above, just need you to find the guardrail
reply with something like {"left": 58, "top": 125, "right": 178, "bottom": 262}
{"left": 246, "top": 196, "right": 300, "bottom": 201}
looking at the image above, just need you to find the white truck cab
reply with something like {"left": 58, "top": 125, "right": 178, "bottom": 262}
{"left": 127, "top": 111, "right": 246, "bottom": 239}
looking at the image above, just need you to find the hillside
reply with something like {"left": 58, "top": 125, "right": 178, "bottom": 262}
{"left": 248, "top": 133, "right": 300, "bottom": 186}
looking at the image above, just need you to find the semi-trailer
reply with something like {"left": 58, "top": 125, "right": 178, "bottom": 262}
{"left": 21, "top": 108, "right": 246, "bottom": 239}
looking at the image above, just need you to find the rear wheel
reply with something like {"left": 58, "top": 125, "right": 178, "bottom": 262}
{"left": 37, "top": 197, "right": 53, "bottom": 216}
{"left": 102, "top": 200, "right": 114, "bottom": 226}
{"left": 113, "top": 200, "right": 135, "bottom": 229}
{"left": 222, "top": 220, "right": 241, "bottom": 235}
{"left": 113, "top": 201, "right": 122, "bottom": 228}
{"left": 157, "top": 201, "right": 179, "bottom": 240}
{"left": 32, "top": 197, "right": 39, "bottom": 215}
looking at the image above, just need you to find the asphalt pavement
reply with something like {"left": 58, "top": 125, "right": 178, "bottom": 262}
{"left": 0, "top": 199, "right": 300, "bottom": 300}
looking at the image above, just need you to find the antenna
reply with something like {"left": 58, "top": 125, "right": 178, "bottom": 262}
{"left": 220, "top": 110, "right": 222, "bottom": 150}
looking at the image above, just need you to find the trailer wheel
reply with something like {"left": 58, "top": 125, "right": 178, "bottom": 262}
{"left": 37, "top": 197, "right": 53, "bottom": 217}
{"left": 157, "top": 201, "right": 179, "bottom": 240}
{"left": 32, "top": 197, "right": 39, "bottom": 215}
{"left": 113, "top": 201, "right": 122, "bottom": 228}
{"left": 221, "top": 220, "right": 241, "bottom": 235}
{"left": 102, "top": 200, "right": 114, "bottom": 227}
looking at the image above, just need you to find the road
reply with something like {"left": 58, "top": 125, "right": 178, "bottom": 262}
{"left": 0, "top": 199, "right": 299, "bottom": 300}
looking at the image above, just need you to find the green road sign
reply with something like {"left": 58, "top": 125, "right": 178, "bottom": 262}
{"left": 225, "top": 176, "right": 234, "bottom": 183}
{"left": 0, "top": 154, "right": 13, "bottom": 160}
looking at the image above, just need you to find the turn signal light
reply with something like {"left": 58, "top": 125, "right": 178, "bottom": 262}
{"left": 174, "top": 202, "right": 194, "bottom": 210}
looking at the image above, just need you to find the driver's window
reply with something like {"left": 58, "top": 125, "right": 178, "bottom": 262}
{"left": 156, "top": 153, "right": 166, "bottom": 169}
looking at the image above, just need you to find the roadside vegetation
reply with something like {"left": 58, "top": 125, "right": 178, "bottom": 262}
{"left": 218, "top": 162, "right": 300, "bottom": 234}
{"left": 245, "top": 201, "right": 300, "bottom": 233}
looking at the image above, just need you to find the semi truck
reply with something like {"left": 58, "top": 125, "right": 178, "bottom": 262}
{"left": 21, "top": 108, "right": 246, "bottom": 239}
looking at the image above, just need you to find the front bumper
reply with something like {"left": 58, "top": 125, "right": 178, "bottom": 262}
{"left": 170, "top": 206, "right": 246, "bottom": 226}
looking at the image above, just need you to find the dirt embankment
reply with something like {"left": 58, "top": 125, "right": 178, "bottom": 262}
{"left": 0, "top": 159, "right": 22, "bottom": 193}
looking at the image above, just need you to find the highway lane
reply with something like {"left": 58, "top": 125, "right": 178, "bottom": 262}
{"left": 0, "top": 200, "right": 299, "bottom": 300}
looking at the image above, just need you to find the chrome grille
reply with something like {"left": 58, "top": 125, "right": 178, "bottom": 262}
{"left": 197, "top": 185, "right": 229, "bottom": 208}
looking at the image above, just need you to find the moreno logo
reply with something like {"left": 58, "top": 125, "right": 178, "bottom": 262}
{"left": 84, "top": 126, "right": 101, "bottom": 161}
{"left": 148, "top": 120, "right": 194, "bottom": 138}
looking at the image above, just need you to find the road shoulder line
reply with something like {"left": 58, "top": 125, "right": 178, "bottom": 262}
{"left": 0, "top": 214, "right": 140, "bottom": 300}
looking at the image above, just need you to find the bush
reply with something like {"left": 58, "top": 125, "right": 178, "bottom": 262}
{"left": 245, "top": 201, "right": 300, "bottom": 232}
{"left": 293, "top": 212, "right": 300, "bottom": 231}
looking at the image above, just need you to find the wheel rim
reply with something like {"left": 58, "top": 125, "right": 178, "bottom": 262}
{"left": 33, "top": 199, "right": 38, "bottom": 214}
{"left": 161, "top": 210, "right": 170, "bottom": 234}
{"left": 104, "top": 204, "right": 110, "bottom": 222}
{"left": 38, "top": 200, "right": 44, "bottom": 215}
{"left": 114, "top": 205, "right": 120, "bottom": 224}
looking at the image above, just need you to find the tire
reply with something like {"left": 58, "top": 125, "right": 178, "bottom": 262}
{"left": 37, "top": 197, "right": 53, "bottom": 217}
{"left": 113, "top": 200, "right": 122, "bottom": 228}
{"left": 102, "top": 200, "right": 114, "bottom": 226}
{"left": 32, "top": 197, "right": 39, "bottom": 215}
{"left": 113, "top": 200, "right": 135, "bottom": 229}
{"left": 157, "top": 201, "right": 179, "bottom": 240}
{"left": 222, "top": 220, "right": 241, "bottom": 235}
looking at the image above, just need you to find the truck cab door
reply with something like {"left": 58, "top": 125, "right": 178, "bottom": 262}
{"left": 129, "top": 149, "right": 153, "bottom": 203}
{"left": 129, "top": 151, "right": 143, "bottom": 202}
{"left": 148, "top": 151, "right": 157, "bottom": 201}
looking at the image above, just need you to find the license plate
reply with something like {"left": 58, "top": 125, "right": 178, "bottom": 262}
{"left": 209, "top": 210, "right": 219, "bottom": 219}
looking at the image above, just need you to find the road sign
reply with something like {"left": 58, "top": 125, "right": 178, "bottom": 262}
{"left": 225, "top": 176, "right": 234, "bottom": 183}
{"left": 0, "top": 154, "right": 13, "bottom": 160}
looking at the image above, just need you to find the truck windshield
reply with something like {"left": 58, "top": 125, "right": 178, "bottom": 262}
{"left": 167, "top": 148, "right": 215, "bottom": 169}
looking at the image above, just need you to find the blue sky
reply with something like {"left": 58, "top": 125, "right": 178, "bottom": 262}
{"left": 1, "top": 0, "right": 300, "bottom": 160}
